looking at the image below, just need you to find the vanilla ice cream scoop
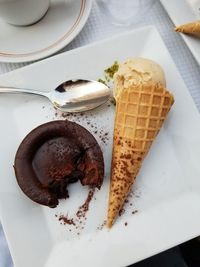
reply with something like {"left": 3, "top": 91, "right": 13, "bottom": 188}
{"left": 113, "top": 57, "right": 166, "bottom": 99}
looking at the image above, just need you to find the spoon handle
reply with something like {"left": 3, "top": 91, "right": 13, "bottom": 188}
{"left": 0, "top": 86, "right": 48, "bottom": 97}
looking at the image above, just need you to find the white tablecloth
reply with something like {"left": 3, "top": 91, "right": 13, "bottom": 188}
{"left": 1, "top": 1, "right": 200, "bottom": 266}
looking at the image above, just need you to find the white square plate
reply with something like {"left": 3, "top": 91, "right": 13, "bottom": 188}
{"left": 1, "top": 26, "right": 200, "bottom": 267}
{"left": 160, "top": 0, "right": 200, "bottom": 65}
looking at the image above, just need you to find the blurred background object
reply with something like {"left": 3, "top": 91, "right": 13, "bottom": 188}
{"left": 97, "top": 0, "right": 156, "bottom": 26}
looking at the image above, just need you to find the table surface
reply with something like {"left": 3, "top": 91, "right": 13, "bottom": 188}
{"left": 1, "top": 1, "right": 200, "bottom": 266}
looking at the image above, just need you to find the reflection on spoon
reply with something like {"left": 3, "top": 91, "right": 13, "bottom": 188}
{"left": 0, "top": 79, "right": 111, "bottom": 112}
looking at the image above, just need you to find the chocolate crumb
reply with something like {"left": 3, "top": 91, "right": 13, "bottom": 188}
{"left": 76, "top": 188, "right": 95, "bottom": 219}
{"left": 61, "top": 112, "right": 69, "bottom": 118}
{"left": 124, "top": 222, "right": 128, "bottom": 226}
{"left": 97, "top": 220, "right": 106, "bottom": 230}
{"left": 58, "top": 214, "right": 75, "bottom": 226}
{"left": 132, "top": 210, "right": 138, "bottom": 215}
{"left": 119, "top": 208, "right": 125, "bottom": 216}
{"left": 135, "top": 195, "right": 140, "bottom": 198}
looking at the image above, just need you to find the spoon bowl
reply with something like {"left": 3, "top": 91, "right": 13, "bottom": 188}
{"left": 0, "top": 79, "right": 111, "bottom": 112}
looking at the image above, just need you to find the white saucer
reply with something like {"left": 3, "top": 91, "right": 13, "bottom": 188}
{"left": 0, "top": 0, "right": 92, "bottom": 63}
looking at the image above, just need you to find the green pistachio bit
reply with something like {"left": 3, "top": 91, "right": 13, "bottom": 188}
{"left": 98, "top": 78, "right": 107, "bottom": 85}
{"left": 104, "top": 61, "right": 119, "bottom": 79}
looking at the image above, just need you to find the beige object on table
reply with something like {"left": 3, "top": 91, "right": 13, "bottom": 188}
{"left": 113, "top": 58, "right": 166, "bottom": 99}
{"left": 175, "top": 20, "right": 200, "bottom": 38}
{"left": 107, "top": 81, "right": 174, "bottom": 228}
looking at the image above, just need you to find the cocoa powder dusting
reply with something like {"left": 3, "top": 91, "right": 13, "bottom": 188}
{"left": 52, "top": 109, "right": 110, "bottom": 147}
{"left": 132, "top": 210, "right": 138, "bottom": 215}
{"left": 56, "top": 188, "right": 96, "bottom": 235}
{"left": 112, "top": 188, "right": 140, "bottom": 225}
{"left": 76, "top": 188, "right": 95, "bottom": 219}
{"left": 119, "top": 208, "right": 125, "bottom": 216}
{"left": 97, "top": 220, "right": 106, "bottom": 231}
{"left": 51, "top": 101, "right": 111, "bottom": 234}
{"left": 58, "top": 214, "right": 75, "bottom": 225}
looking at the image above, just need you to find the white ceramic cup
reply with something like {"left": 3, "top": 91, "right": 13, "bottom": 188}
{"left": 0, "top": 0, "right": 50, "bottom": 26}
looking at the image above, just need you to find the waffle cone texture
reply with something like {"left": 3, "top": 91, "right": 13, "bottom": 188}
{"left": 107, "top": 82, "right": 174, "bottom": 228}
{"left": 175, "top": 20, "right": 200, "bottom": 37}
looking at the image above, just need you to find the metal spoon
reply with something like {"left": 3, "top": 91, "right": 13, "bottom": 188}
{"left": 0, "top": 79, "right": 111, "bottom": 112}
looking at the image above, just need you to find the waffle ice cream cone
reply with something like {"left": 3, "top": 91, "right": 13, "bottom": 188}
{"left": 107, "top": 82, "right": 174, "bottom": 228}
{"left": 175, "top": 20, "right": 200, "bottom": 37}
